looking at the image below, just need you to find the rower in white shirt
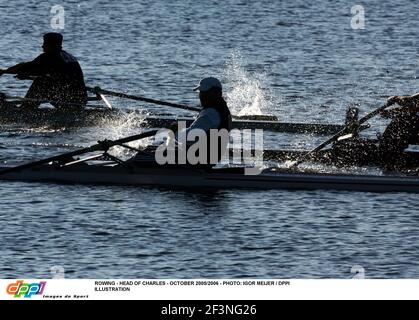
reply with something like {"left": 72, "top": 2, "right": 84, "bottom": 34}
{"left": 132, "top": 77, "right": 232, "bottom": 167}
{"left": 175, "top": 77, "right": 231, "bottom": 142}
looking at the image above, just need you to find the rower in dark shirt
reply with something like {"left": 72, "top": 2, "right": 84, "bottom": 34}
{"left": 330, "top": 94, "right": 419, "bottom": 169}
{"left": 0, "top": 33, "right": 87, "bottom": 109}
{"left": 378, "top": 93, "right": 419, "bottom": 168}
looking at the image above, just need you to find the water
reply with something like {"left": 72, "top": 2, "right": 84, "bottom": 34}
{"left": 0, "top": 0, "right": 419, "bottom": 279}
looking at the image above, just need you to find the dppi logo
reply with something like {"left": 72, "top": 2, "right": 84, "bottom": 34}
{"left": 6, "top": 280, "right": 46, "bottom": 298}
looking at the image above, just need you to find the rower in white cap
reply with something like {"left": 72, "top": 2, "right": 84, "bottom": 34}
{"left": 131, "top": 77, "right": 232, "bottom": 167}
{"left": 182, "top": 76, "right": 233, "bottom": 165}
{"left": 189, "top": 76, "right": 232, "bottom": 141}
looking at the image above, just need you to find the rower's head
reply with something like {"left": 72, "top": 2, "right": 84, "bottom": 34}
{"left": 42, "top": 32, "right": 63, "bottom": 53}
{"left": 194, "top": 77, "right": 223, "bottom": 107}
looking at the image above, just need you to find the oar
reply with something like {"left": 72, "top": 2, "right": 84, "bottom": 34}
{"left": 0, "top": 74, "right": 198, "bottom": 112}
{"left": 0, "top": 130, "right": 158, "bottom": 176}
{"left": 86, "top": 86, "right": 201, "bottom": 113}
{"left": 289, "top": 101, "right": 395, "bottom": 169}
{"left": 94, "top": 91, "right": 113, "bottom": 109}
{"left": 87, "top": 86, "right": 278, "bottom": 121}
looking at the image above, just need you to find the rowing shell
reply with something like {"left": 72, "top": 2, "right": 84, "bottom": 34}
{"left": 0, "top": 103, "right": 344, "bottom": 134}
{"left": 144, "top": 116, "right": 344, "bottom": 135}
{"left": 1, "top": 163, "right": 418, "bottom": 193}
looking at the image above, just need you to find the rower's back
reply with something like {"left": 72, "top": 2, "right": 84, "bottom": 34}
{"left": 198, "top": 95, "right": 232, "bottom": 165}
{"left": 33, "top": 50, "right": 87, "bottom": 108}
{"left": 379, "top": 110, "right": 419, "bottom": 166}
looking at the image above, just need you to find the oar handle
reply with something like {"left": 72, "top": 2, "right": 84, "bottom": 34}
{"left": 358, "top": 101, "right": 393, "bottom": 124}
{"left": 87, "top": 86, "right": 201, "bottom": 112}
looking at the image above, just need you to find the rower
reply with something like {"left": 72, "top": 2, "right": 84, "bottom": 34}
{"left": 378, "top": 93, "right": 419, "bottom": 168}
{"left": 0, "top": 33, "right": 87, "bottom": 109}
{"left": 332, "top": 94, "right": 419, "bottom": 171}
{"left": 188, "top": 76, "right": 232, "bottom": 165}
{"left": 132, "top": 77, "right": 232, "bottom": 167}
{"left": 330, "top": 95, "right": 419, "bottom": 168}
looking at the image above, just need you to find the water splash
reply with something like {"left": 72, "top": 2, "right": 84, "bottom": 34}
{"left": 100, "top": 110, "right": 152, "bottom": 159}
{"left": 222, "top": 51, "right": 275, "bottom": 116}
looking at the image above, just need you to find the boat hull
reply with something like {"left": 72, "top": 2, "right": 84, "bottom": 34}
{"left": 0, "top": 106, "right": 124, "bottom": 126}
{"left": 0, "top": 104, "right": 343, "bottom": 134}
{"left": 1, "top": 164, "right": 418, "bottom": 193}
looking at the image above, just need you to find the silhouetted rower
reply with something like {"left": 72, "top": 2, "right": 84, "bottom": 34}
{"left": 1, "top": 33, "right": 87, "bottom": 109}
{"left": 379, "top": 94, "right": 419, "bottom": 168}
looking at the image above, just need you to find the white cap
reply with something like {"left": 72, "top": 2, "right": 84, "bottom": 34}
{"left": 193, "top": 77, "right": 222, "bottom": 92}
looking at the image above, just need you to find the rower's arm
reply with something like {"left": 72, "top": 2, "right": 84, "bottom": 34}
{"left": 172, "top": 109, "right": 221, "bottom": 146}
{"left": 400, "top": 93, "right": 419, "bottom": 111}
{"left": 3, "top": 55, "right": 48, "bottom": 77}
{"left": 187, "top": 108, "right": 221, "bottom": 132}
{"left": 383, "top": 93, "right": 419, "bottom": 118}
{"left": 3, "top": 62, "right": 32, "bottom": 75}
